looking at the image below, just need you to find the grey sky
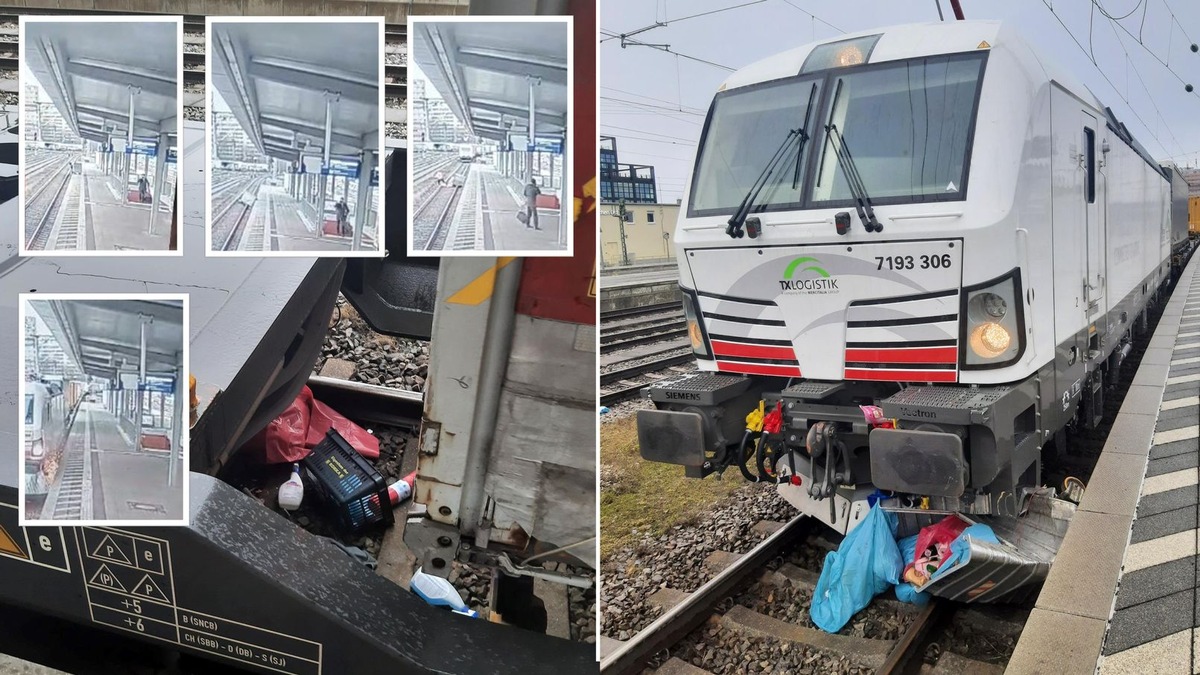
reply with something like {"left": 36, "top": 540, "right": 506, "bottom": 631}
{"left": 601, "top": 0, "right": 1200, "bottom": 204}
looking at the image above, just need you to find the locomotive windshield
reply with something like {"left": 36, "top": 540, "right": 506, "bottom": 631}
{"left": 689, "top": 75, "right": 824, "bottom": 214}
{"left": 688, "top": 51, "right": 988, "bottom": 217}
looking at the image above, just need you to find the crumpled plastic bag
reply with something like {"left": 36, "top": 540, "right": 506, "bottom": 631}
{"left": 252, "top": 386, "right": 380, "bottom": 463}
{"left": 811, "top": 504, "right": 904, "bottom": 633}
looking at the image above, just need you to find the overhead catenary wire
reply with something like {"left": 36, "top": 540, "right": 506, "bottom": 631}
{"left": 599, "top": 29, "right": 736, "bottom": 71}
{"left": 600, "top": 0, "right": 772, "bottom": 43}
{"left": 1040, "top": 0, "right": 1178, "bottom": 157}
{"left": 1087, "top": 0, "right": 1199, "bottom": 96}
{"left": 1105, "top": 16, "right": 1186, "bottom": 155}
{"left": 777, "top": 0, "right": 846, "bottom": 33}
{"left": 1095, "top": 0, "right": 1143, "bottom": 20}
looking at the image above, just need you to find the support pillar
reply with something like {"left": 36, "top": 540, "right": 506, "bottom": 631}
{"left": 149, "top": 131, "right": 168, "bottom": 235}
{"left": 318, "top": 173, "right": 328, "bottom": 236}
{"left": 527, "top": 75, "right": 541, "bottom": 190}
{"left": 138, "top": 315, "right": 148, "bottom": 453}
{"left": 168, "top": 356, "right": 181, "bottom": 487}
{"left": 123, "top": 86, "right": 140, "bottom": 203}
{"left": 352, "top": 151, "right": 375, "bottom": 251}
{"left": 558, "top": 131, "right": 567, "bottom": 248}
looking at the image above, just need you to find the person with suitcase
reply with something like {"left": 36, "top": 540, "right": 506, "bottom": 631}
{"left": 523, "top": 178, "right": 541, "bottom": 230}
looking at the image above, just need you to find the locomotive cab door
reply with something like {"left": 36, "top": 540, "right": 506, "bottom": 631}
{"left": 1082, "top": 115, "right": 1106, "bottom": 321}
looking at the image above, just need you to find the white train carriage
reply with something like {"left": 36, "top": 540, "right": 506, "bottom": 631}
{"left": 638, "top": 21, "right": 1190, "bottom": 535}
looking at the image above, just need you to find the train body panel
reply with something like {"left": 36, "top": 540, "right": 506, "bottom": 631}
{"left": 640, "top": 20, "right": 1188, "bottom": 544}
{"left": 1163, "top": 163, "right": 1191, "bottom": 250}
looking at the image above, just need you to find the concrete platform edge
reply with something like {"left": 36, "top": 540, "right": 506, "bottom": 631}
{"left": 1008, "top": 255, "right": 1200, "bottom": 675}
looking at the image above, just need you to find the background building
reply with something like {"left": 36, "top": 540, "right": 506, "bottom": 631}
{"left": 600, "top": 136, "right": 657, "bottom": 203}
{"left": 599, "top": 202, "right": 679, "bottom": 267}
{"left": 212, "top": 111, "right": 268, "bottom": 165}
{"left": 24, "top": 84, "right": 81, "bottom": 146}
{"left": 411, "top": 78, "right": 428, "bottom": 142}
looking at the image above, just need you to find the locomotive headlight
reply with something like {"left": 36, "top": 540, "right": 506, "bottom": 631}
{"left": 977, "top": 293, "right": 1007, "bottom": 318}
{"left": 969, "top": 322, "right": 1012, "bottom": 359}
{"left": 962, "top": 271, "right": 1025, "bottom": 368}
{"left": 680, "top": 289, "right": 712, "bottom": 359}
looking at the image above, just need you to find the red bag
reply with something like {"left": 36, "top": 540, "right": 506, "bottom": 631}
{"left": 257, "top": 386, "right": 379, "bottom": 463}
{"left": 913, "top": 515, "right": 969, "bottom": 566}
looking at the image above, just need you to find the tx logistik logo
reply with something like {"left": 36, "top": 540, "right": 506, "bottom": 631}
{"left": 780, "top": 256, "right": 840, "bottom": 293}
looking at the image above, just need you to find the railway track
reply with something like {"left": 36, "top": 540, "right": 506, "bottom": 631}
{"left": 601, "top": 516, "right": 947, "bottom": 675}
{"left": 600, "top": 322, "right": 687, "bottom": 353}
{"left": 24, "top": 155, "right": 73, "bottom": 251}
{"left": 414, "top": 163, "right": 469, "bottom": 251}
{"left": 212, "top": 174, "right": 264, "bottom": 251}
{"left": 601, "top": 302, "right": 684, "bottom": 323}
{"left": 600, "top": 301, "right": 694, "bottom": 406}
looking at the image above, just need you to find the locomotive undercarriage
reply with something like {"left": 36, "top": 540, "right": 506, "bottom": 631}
{"left": 638, "top": 370, "right": 1045, "bottom": 535}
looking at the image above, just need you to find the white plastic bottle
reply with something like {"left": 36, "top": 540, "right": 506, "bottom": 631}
{"left": 410, "top": 567, "right": 479, "bottom": 618}
{"left": 279, "top": 463, "right": 304, "bottom": 511}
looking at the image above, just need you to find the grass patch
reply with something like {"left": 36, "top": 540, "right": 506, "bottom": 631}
{"left": 601, "top": 416, "right": 743, "bottom": 560}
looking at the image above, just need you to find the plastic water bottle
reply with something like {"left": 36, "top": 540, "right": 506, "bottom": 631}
{"left": 410, "top": 567, "right": 479, "bottom": 618}
{"left": 278, "top": 464, "right": 304, "bottom": 511}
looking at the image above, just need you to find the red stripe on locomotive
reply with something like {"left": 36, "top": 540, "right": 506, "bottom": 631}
{"left": 711, "top": 340, "right": 797, "bottom": 361}
{"left": 844, "top": 346, "right": 958, "bottom": 364}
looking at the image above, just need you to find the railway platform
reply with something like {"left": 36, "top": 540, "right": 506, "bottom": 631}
{"left": 598, "top": 264, "right": 681, "bottom": 314}
{"left": 1009, "top": 254, "right": 1200, "bottom": 674}
{"left": 80, "top": 166, "right": 174, "bottom": 251}
{"left": 478, "top": 166, "right": 562, "bottom": 250}
{"left": 37, "top": 404, "right": 183, "bottom": 522}
{"left": 256, "top": 187, "right": 363, "bottom": 253}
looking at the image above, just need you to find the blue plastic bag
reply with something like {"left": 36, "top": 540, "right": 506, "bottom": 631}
{"left": 810, "top": 504, "right": 904, "bottom": 633}
{"left": 894, "top": 534, "right": 930, "bottom": 607}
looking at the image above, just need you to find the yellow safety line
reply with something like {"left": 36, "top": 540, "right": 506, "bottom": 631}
{"left": 447, "top": 257, "right": 518, "bottom": 305}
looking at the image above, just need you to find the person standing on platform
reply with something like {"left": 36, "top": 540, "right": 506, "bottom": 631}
{"left": 523, "top": 178, "right": 541, "bottom": 230}
{"left": 336, "top": 199, "right": 350, "bottom": 237}
{"left": 137, "top": 175, "right": 149, "bottom": 203}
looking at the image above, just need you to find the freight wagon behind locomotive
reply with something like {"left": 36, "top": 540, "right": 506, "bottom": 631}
{"left": 637, "top": 21, "right": 1195, "bottom": 541}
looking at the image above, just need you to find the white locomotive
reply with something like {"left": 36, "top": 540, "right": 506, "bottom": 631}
{"left": 24, "top": 381, "right": 68, "bottom": 498}
{"left": 638, "top": 21, "right": 1195, "bottom": 534}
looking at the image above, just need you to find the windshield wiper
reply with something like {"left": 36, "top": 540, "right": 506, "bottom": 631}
{"left": 726, "top": 83, "right": 817, "bottom": 240}
{"left": 824, "top": 80, "right": 882, "bottom": 234}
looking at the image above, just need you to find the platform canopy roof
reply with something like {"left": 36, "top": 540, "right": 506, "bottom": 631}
{"left": 29, "top": 298, "right": 184, "bottom": 382}
{"left": 412, "top": 20, "right": 568, "bottom": 144}
{"left": 23, "top": 21, "right": 178, "bottom": 146}
{"left": 211, "top": 22, "right": 381, "bottom": 164}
